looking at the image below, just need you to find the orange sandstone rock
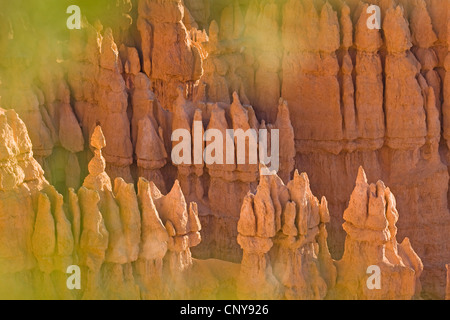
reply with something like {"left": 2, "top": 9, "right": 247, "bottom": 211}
{"left": 330, "top": 167, "right": 423, "bottom": 299}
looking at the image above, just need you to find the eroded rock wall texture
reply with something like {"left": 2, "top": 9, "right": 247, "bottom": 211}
{"left": 0, "top": 0, "right": 449, "bottom": 299}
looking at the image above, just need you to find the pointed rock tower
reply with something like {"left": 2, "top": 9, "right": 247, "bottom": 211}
{"left": 330, "top": 167, "right": 423, "bottom": 299}
{"left": 237, "top": 167, "right": 335, "bottom": 299}
{"left": 83, "top": 125, "right": 112, "bottom": 192}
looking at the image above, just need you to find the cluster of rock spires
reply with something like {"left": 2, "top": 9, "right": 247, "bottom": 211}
{"left": 0, "top": 120, "right": 206, "bottom": 299}
{"left": 332, "top": 167, "right": 423, "bottom": 299}
{"left": 236, "top": 166, "right": 423, "bottom": 300}
{"left": 236, "top": 170, "right": 334, "bottom": 299}
{"left": 0, "top": 112, "right": 424, "bottom": 299}
{"left": 0, "top": 0, "right": 450, "bottom": 299}
{"left": 192, "top": 0, "right": 450, "bottom": 298}
{"left": 172, "top": 88, "right": 295, "bottom": 260}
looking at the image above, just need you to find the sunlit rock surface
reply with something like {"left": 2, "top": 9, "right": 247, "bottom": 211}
{"left": 0, "top": 0, "right": 449, "bottom": 299}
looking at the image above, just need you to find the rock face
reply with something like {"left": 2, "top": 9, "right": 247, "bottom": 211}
{"left": 190, "top": 0, "right": 449, "bottom": 298}
{"left": 0, "top": 3, "right": 85, "bottom": 192}
{"left": 0, "top": 0, "right": 450, "bottom": 299}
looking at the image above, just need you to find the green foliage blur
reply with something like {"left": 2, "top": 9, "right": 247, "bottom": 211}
{"left": 1, "top": 0, "right": 133, "bottom": 39}
{"left": 0, "top": 0, "right": 134, "bottom": 66}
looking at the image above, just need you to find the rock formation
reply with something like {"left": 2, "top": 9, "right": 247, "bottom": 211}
{"left": 137, "top": 0, "right": 204, "bottom": 108}
{"left": 0, "top": 0, "right": 449, "bottom": 299}
{"left": 446, "top": 264, "right": 450, "bottom": 300}
{"left": 0, "top": 4, "right": 85, "bottom": 192}
{"left": 171, "top": 89, "right": 295, "bottom": 261}
{"left": 236, "top": 169, "right": 334, "bottom": 300}
{"left": 0, "top": 106, "right": 424, "bottom": 300}
{"left": 67, "top": 23, "right": 134, "bottom": 183}
{"left": 0, "top": 120, "right": 227, "bottom": 299}
{"left": 188, "top": 0, "right": 449, "bottom": 298}
{"left": 329, "top": 167, "right": 423, "bottom": 299}
{"left": 0, "top": 107, "right": 48, "bottom": 298}
{"left": 236, "top": 166, "right": 422, "bottom": 300}
{"left": 75, "top": 125, "right": 206, "bottom": 299}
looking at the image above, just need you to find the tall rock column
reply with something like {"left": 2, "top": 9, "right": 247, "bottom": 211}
{"left": 32, "top": 185, "right": 74, "bottom": 299}
{"left": 411, "top": 0, "right": 441, "bottom": 119}
{"left": 0, "top": 108, "right": 47, "bottom": 298}
{"left": 76, "top": 126, "right": 110, "bottom": 299}
{"left": 338, "top": 2, "right": 357, "bottom": 144}
{"left": 236, "top": 182, "right": 281, "bottom": 300}
{"left": 244, "top": 0, "right": 281, "bottom": 122}
{"left": 384, "top": 6, "right": 427, "bottom": 150}
{"left": 354, "top": 3, "right": 385, "bottom": 147}
{"left": 282, "top": 0, "right": 343, "bottom": 154}
{"left": 150, "top": 180, "right": 202, "bottom": 298}
{"left": 137, "top": 0, "right": 203, "bottom": 109}
{"left": 380, "top": 4, "right": 448, "bottom": 298}
{"left": 135, "top": 178, "right": 169, "bottom": 299}
{"left": 68, "top": 23, "right": 133, "bottom": 184}
{"left": 444, "top": 3, "right": 450, "bottom": 148}
{"left": 122, "top": 48, "right": 170, "bottom": 193}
